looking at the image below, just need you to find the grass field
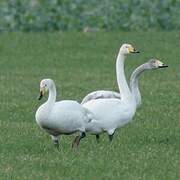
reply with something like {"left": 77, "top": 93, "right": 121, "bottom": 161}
{"left": 0, "top": 31, "right": 179, "bottom": 180}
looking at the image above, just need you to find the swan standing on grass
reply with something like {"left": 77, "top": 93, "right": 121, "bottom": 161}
{"left": 35, "top": 79, "right": 94, "bottom": 149}
{"left": 81, "top": 43, "right": 140, "bottom": 141}
{"left": 82, "top": 59, "right": 168, "bottom": 141}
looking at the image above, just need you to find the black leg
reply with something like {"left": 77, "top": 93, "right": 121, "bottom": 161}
{"left": 81, "top": 132, "right": 86, "bottom": 139}
{"left": 96, "top": 134, "right": 100, "bottom": 143}
{"left": 53, "top": 139, "right": 59, "bottom": 150}
{"left": 108, "top": 132, "right": 115, "bottom": 142}
{"left": 77, "top": 132, "right": 86, "bottom": 146}
{"left": 51, "top": 135, "right": 59, "bottom": 150}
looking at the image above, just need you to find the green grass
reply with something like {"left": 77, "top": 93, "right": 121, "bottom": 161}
{"left": 0, "top": 31, "right": 179, "bottom": 180}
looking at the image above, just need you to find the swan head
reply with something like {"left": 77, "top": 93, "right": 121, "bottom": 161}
{"left": 146, "top": 59, "right": 168, "bottom": 69}
{"left": 119, "top": 44, "right": 140, "bottom": 55}
{"left": 38, "top": 79, "right": 54, "bottom": 100}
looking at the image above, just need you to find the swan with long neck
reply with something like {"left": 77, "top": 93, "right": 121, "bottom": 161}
{"left": 130, "top": 59, "right": 168, "bottom": 107}
{"left": 82, "top": 44, "right": 140, "bottom": 140}
{"left": 35, "top": 78, "right": 94, "bottom": 148}
{"left": 82, "top": 58, "right": 168, "bottom": 141}
{"left": 82, "top": 59, "right": 168, "bottom": 108}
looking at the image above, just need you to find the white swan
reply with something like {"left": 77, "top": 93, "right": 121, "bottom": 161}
{"left": 82, "top": 59, "right": 168, "bottom": 108}
{"left": 35, "top": 79, "right": 94, "bottom": 148}
{"left": 82, "top": 59, "right": 168, "bottom": 141}
{"left": 82, "top": 44, "right": 140, "bottom": 141}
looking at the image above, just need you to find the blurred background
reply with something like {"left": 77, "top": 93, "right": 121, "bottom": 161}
{"left": 0, "top": 0, "right": 180, "bottom": 32}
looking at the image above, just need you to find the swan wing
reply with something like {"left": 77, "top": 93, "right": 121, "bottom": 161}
{"left": 44, "top": 100, "right": 87, "bottom": 133}
{"left": 81, "top": 90, "right": 121, "bottom": 104}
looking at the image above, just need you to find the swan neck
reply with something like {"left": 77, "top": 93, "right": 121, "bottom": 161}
{"left": 116, "top": 53, "right": 131, "bottom": 100}
{"left": 47, "top": 83, "right": 56, "bottom": 105}
{"left": 130, "top": 64, "right": 146, "bottom": 107}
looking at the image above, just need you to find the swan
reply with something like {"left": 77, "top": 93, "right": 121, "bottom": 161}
{"left": 82, "top": 59, "right": 168, "bottom": 107}
{"left": 35, "top": 78, "right": 94, "bottom": 148}
{"left": 82, "top": 43, "right": 140, "bottom": 141}
{"left": 82, "top": 59, "right": 168, "bottom": 141}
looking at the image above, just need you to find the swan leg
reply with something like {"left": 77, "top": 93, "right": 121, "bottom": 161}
{"left": 54, "top": 140, "right": 59, "bottom": 150}
{"left": 108, "top": 134, "right": 114, "bottom": 142}
{"left": 108, "top": 132, "right": 115, "bottom": 142}
{"left": 96, "top": 134, "right": 100, "bottom": 143}
{"left": 51, "top": 135, "right": 59, "bottom": 150}
{"left": 72, "top": 132, "right": 86, "bottom": 148}
{"left": 72, "top": 136, "right": 79, "bottom": 148}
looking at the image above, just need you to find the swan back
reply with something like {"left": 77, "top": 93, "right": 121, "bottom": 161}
{"left": 81, "top": 90, "right": 121, "bottom": 104}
